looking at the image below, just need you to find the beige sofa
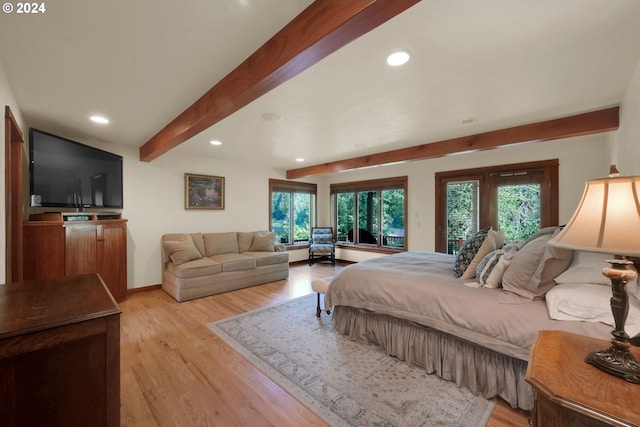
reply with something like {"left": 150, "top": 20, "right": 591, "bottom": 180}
{"left": 161, "top": 231, "right": 289, "bottom": 302}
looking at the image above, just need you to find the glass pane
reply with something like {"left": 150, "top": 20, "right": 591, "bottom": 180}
{"left": 293, "top": 193, "right": 311, "bottom": 243}
{"left": 446, "top": 181, "right": 479, "bottom": 254}
{"left": 271, "top": 191, "right": 291, "bottom": 244}
{"left": 498, "top": 184, "right": 541, "bottom": 242}
{"left": 381, "top": 189, "right": 405, "bottom": 248}
{"left": 336, "top": 193, "right": 354, "bottom": 243}
{"left": 358, "top": 191, "right": 379, "bottom": 244}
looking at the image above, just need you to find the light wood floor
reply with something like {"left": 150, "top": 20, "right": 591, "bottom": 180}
{"left": 120, "top": 262, "right": 530, "bottom": 426}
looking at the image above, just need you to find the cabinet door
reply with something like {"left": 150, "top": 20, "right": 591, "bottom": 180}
{"left": 97, "top": 222, "right": 127, "bottom": 301}
{"left": 65, "top": 225, "right": 98, "bottom": 276}
{"left": 23, "top": 223, "right": 65, "bottom": 280}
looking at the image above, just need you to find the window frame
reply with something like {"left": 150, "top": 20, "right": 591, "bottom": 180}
{"left": 269, "top": 179, "right": 317, "bottom": 249}
{"left": 435, "top": 159, "right": 559, "bottom": 253}
{"left": 331, "top": 176, "right": 408, "bottom": 253}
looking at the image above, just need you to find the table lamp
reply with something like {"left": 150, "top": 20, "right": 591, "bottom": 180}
{"left": 549, "top": 173, "right": 640, "bottom": 383}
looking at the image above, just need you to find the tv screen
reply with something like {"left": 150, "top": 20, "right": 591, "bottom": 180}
{"left": 29, "top": 128, "right": 124, "bottom": 209}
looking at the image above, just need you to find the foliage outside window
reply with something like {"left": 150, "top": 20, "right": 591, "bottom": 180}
{"left": 269, "top": 179, "right": 316, "bottom": 245}
{"left": 435, "top": 160, "right": 558, "bottom": 254}
{"left": 331, "top": 176, "right": 407, "bottom": 251}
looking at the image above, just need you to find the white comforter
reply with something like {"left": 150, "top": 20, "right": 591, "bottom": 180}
{"left": 326, "top": 251, "right": 611, "bottom": 360}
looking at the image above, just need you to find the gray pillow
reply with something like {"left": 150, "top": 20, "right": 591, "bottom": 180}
{"left": 502, "top": 234, "right": 553, "bottom": 299}
{"left": 164, "top": 238, "right": 203, "bottom": 266}
{"left": 250, "top": 231, "right": 276, "bottom": 252}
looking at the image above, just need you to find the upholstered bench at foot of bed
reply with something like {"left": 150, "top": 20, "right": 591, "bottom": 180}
{"left": 311, "top": 277, "right": 333, "bottom": 317}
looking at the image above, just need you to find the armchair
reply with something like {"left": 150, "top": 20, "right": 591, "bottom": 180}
{"left": 308, "top": 227, "right": 335, "bottom": 266}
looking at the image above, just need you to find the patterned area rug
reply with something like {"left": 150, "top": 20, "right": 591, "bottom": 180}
{"left": 208, "top": 295, "right": 495, "bottom": 427}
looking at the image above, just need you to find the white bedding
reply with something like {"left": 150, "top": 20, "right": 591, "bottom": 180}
{"left": 326, "top": 251, "right": 612, "bottom": 361}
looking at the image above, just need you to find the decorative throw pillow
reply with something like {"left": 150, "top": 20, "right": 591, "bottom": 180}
{"left": 528, "top": 239, "right": 573, "bottom": 297}
{"left": 501, "top": 234, "right": 554, "bottom": 299}
{"left": 163, "top": 237, "right": 202, "bottom": 266}
{"left": 493, "top": 228, "right": 506, "bottom": 249}
{"left": 476, "top": 244, "right": 518, "bottom": 288}
{"left": 453, "top": 227, "right": 490, "bottom": 278}
{"left": 461, "top": 229, "right": 497, "bottom": 279}
{"left": 250, "top": 231, "right": 276, "bottom": 252}
{"left": 522, "top": 226, "right": 561, "bottom": 247}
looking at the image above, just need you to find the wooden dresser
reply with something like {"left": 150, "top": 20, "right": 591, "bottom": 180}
{"left": 23, "top": 212, "right": 128, "bottom": 301}
{"left": 0, "top": 274, "right": 121, "bottom": 427}
{"left": 526, "top": 330, "right": 640, "bottom": 427}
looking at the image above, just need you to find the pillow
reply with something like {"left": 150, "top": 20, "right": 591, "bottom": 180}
{"left": 461, "top": 229, "right": 497, "bottom": 279}
{"left": 501, "top": 234, "right": 553, "bottom": 299}
{"left": 546, "top": 282, "right": 640, "bottom": 336}
{"left": 493, "top": 228, "right": 506, "bottom": 249}
{"left": 555, "top": 251, "right": 639, "bottom": 301}
{"left": 529, "top": 242, "right": 573, "bottom": 296}
{"left": 163, "top": 237, "right": 202, "bottom": 266}
{"left": 554, "top": 251, "right": 613, "bottom": 285}
{"left": 453, "top": 228, "right": 490, "bottom": 278}
{"left": 522, "top": 226, "right": 561, "bottom": 247}
{"left": 250, "top": 231, "right": 276, "bottom": 252}
{"left": 477, "top": 245, "right": 518, "bottom": 288}
{"left": 237, "top": 232, "right": 255, "bottom": 253}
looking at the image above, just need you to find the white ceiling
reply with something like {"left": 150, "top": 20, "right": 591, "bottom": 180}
{"left": 2, "top": 0, "right": 640, "bottom": 174}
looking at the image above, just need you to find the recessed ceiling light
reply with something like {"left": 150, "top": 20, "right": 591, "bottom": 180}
{"left": 90, "top": 115, "right": 110, "bottom": 124}
{"left": 210, "top": 140, "right": 222, "bottom": 146}
{"left": 386, "top": 50, "right": 410, "bottom": 66}
{"left": 261, "top": 112, "right": 283, "bottom": 122}
{"left": 461, "top": 118, "right": 476, "bottom": 124}
{"left": 295, "top": 158, "right": 304, "bottom": 162}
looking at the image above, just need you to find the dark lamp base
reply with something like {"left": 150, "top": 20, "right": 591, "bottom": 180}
{"left": 585, "top": 345, "right": 640, "bottom": 384}
{"left": 587, "top": 257, "right": 640, "bottom": 384}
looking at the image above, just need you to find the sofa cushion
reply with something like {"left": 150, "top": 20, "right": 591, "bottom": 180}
{"left": 250, "top": 231, "right": 276, "bottom": 252}
{"left": 189, "top": 232, "right": 206, "bottom": 257}
{"left": 204, "top": 232, "right": 239, "bottom": 256}
{"left": 163, "top": 237, "right": 203, "bottom": 266}
{"left": 210, "top": 253, "right": 256, "bottom": 272}
{"left": 243, "top": 251, "right": 289, "bottom": 267}
{"left": 237, "top": 232, "right": 255, "bottom": 253}
{"left": 166, "top": 257, "right": 221, "bottom": 278}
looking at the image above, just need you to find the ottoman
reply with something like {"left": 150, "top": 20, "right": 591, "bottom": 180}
{"left": 311, "top": 276, "right": 333, "bottom": 317}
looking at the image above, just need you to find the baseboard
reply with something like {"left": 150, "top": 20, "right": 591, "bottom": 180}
{"left": 127, "top": 284, "right": 162, "bottom": 295}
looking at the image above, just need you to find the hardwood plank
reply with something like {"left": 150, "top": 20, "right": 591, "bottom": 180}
{"left": 139, "top": 0, "right": 420, "bottom": 162}
{"left": 119, "top": 262, "right": 529, "bottom": 426}
{"left": 286, "top": 106, "right": 620, "bottom": 178}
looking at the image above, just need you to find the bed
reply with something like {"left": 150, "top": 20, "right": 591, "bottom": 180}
{"left": 324, "top": 230, "right": 640, "bottom": 410}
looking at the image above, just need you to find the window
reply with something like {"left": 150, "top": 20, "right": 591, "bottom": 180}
{"left": 331, "top": 176, "right": 407, "bottom": 251}
{"left": 269, "top": 179, "right": 317, "bottom": 246}
{"left": 435, "top": 160, "right": 558, "bottom": 254}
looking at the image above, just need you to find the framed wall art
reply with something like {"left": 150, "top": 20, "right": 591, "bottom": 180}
{"left": 185, "top": 173, "right": 225, "bottom": 210}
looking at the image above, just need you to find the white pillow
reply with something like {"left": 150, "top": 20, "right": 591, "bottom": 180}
{"left": 546, "top": 282, "right": 640, "bottom": 336}
{"left": 555, "top": 251, "right": 638, "bottom": 301}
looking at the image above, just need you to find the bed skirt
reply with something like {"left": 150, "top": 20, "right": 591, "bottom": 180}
{"left": 332, "top": 305, "right": 534, "bottom": 411}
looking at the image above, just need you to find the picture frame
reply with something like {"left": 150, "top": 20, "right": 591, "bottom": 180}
{"left": 185, "top": 173, "right": 225, "bottom": 210}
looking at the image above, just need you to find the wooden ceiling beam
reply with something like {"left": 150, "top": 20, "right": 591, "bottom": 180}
{"left": 285, "top": 106, "right": 620, "bottom": 179}
{"left": 139, "top": 0, "right": 420, "bottom": 162}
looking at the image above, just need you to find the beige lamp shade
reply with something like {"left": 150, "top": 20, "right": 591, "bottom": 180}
{"left": 549, "top": 176, "right": 640, "bottom": 257}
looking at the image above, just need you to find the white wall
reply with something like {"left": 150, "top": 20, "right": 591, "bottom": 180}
{"left": 0, "top": 58, "right": 25, "bottom": 283}
{"left": 610, "top": 57, "right": 640, "bottom": 175}
{"left": 322, "top": 134, "right": 611, "bottom": 263}
{"left": 78, "top": 143, "right": 317, "bottom": 289}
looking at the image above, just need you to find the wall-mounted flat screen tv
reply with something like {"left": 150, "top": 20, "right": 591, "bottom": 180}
{"left": 29, "top": 128, "right": 124, "bottom": 209}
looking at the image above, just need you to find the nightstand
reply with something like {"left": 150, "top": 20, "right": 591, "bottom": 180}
{"left": 526, "top": 330, "right": 640, "bottom": 427}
